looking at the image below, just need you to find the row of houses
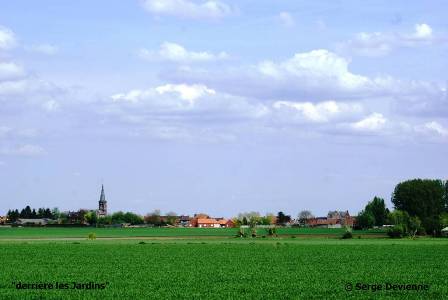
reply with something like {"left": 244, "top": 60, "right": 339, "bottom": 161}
{"left": 167, "top": 214, "right": 234, "bottom": 228}
{"left": 0, "top": 211, "right": 355, "bottom": 228}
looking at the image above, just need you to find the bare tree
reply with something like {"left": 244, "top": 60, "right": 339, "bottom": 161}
{"left": 298, "top": 210, "right": 314, "bottom": 226}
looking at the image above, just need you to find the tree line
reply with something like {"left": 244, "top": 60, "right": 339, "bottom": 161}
{"left": 356, "top": 179, "right": 448, "bottom": 237}
{"left": 6, "top": 206, "right": 60, "bottom": 222}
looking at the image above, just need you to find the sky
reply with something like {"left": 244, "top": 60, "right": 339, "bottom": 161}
{"left": 0, "top": 0, "right": 447, "bottom": 218}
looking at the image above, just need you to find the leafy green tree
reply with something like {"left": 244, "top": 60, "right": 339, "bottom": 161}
{"left": 51, "top": 207, "right": 60, "bottom": 219}
{"left": 439, "top": 212, "right": 448, "bottom": 228}
{"left": 356, "top": 210, "right": 375, "bottom": 229}
{"left": 111, "top": 211, "right": 126, "bottom": 224}
{"left": 365, "top": 197, "right": 389, "bottom": 226}
{"left": 123, "top": 212, "right": 144, "bottom": 225}
{"left": 408, "top": 216, "right": 422, "bottom": 238}
{"left": 84, "top": 211, "right": 98, "bottom": 226}
{"left": 392, "top": 179, "right": 445, "bottom": 235}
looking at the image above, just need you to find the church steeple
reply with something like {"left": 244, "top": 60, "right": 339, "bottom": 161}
{"left": 97, "top": 184, "right": 107, "bottom": 217}
{"left": 100, "top": 184, "right": 106, "bottom": 203}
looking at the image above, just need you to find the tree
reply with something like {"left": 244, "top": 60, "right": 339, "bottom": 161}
{"left": 84, "top": 211, "right": 98, "bottom": 226}
{"left": 166, "top": 212, "right": 178, "bottom": 226}
{"left": 298, "top": 210, "right": 314, "bottom": 226}
{"left": 387, "top": 210, "right": 422, "bottom": 238}
{"left": 276, "top": 211, "right": 291, "bottom": 225}
{"left": 356, "top": 210, "right": 375, "bottom": 229}
{"left": 440, "top": 212, "right": 448, "bottom": 228}
{"left": 145, "top": 209, "right": 162, "bottom": 226}
{"left": 6, "top": 209, "right": 19, "bottom": 222}
{"left": 123, "top": 212, "right": 144, "bottom": 225}
{"left": 20, "top": 206, "right": 32, "bottom": 218}
{"left": 408, "top": 216, "right": 422, "bottom": 238}
{"left": 392, "top": 179, "right": 445, "bottom": 235}
{"left": 111, "top": 211, "right": 126, "bottom": 224}
{"left": 365, "top": 197, "right": 389, "bottom": 226}
{"left": 237, "top": 212, "right": 261, "bottom": 227}
{"left": 51, "top": 207, "right": 61, "bottom": 219}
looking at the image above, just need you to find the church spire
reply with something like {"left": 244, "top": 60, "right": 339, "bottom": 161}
{"left": 98, "top": 184, "right": 107, "bottom": 217}
{"left": 100, "top": 184, "right": 106, "bottom": 203}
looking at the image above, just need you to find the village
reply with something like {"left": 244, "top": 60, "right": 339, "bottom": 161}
{"left": 0, "top": 185, "right": 356, "bottom": 229}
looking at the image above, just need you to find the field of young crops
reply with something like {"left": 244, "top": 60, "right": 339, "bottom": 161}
{"left": 0, "top": 227, "right": 386, "bottom": 239}
{"left": 0, "top": 239, "right": 447, "bottom": 299}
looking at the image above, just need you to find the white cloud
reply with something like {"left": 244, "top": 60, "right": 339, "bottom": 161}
{"left": 139, "top": 42, "right": 228, "bottom": 63}
{"left": 0, "top": 26, "right": 16, "bottom": 50}
{"left": 278, "top": 12, "right": 295, "bottom": 28}
{"left": 164, "top": 48, "right": 442, "bottom": 106}
{"left": 141, "top": 0, "right": 234, "bottom": 20}
{"left": 423, "top": 121, "right": 448, "bottom": 136}
{"left": 351, "top": 113, "right": 387, "bottom": 131}
{"left": 0, "top": 62, "right": 25, "bottom": 81}
{"left": 414, "top": 23, "right": 432, "bottom": 39}
{"left": 257, "top": 49, "right": 369, "bottom": 91}
{"left": 112, "top": 83, "right": 216, "bottom": 108}
{"left": 273, "top": 100, "right": 363, "bottom": 123}
{"left": 28, "top": 44, "right": 59, "bottom": 55}
{"left": 110, "top": 83, "right": 268, "bottom": 119}
{"left": 337, "top": 23, "right": 437, "bottom": 57}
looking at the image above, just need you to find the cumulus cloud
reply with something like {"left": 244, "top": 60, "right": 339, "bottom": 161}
{"left": 164, "top": 49, "right": 383, "bottom": 101}
{"left": 257, "top": 49, "right": 369, "bottom": 91}
{"left": 351, "top": 113, "right": 387, "bottom": 131}
{"left": 141, "top": 0, "right": 234, "bottom": 20}
{"left": 139, "top": 42, "right": 228, "bottom": 63}
{"left": 278, "top": 12, "right": 295, "bottom": 28}
{"left": 337, "top": 23, "right": 438, "bottom": 57}
{"left": 109, "top": 83, "right": 269, "bottom": 120}
{"left": 423, "top": 121, "right": 448, "bottom": 137}
{"left": 0, "top": 26, "right": 17, "bottom": 50}
{"left": 273, "top": 100, "right": 363, "bottom": 123}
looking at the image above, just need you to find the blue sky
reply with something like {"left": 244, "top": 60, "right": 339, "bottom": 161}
{"left": 0, "top": 0, "right": 447, "bottom": 218}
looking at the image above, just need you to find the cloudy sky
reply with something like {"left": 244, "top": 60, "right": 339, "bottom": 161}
{"left": 0, "top": 0, "right": 447, "bottom": 217}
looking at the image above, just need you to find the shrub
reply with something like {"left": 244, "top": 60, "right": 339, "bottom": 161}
{"left": 387, "top": 225, "right": 404, "bottom": 238}
{"left": 87, "top": 232, "right": 96, "bottom": 240}
{"left": 342, "top": 231, "right": 353, "bottom": 239}
{"left": 251, "top": 228, "right": 257, "bottom": 238}
{"left": 268, "top": 227, "right": 277, "bottom": 236}
{"left": 236, "top": 228, "right": 247, "bottom": 238}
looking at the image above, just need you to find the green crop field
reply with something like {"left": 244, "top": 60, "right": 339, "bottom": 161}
{"left": 0, "top": 238, "right": 447, "bottom": 299}
{"left": 0, "top": 227, "right": 386, "bottom": 239}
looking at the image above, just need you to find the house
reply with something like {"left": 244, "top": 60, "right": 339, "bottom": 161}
{"left": 197, "top": 218, "right": 221, "bottom": 228}
{"left": 306, "top": 211, "right": 354, "bottom": 228}
{"left": 218, "top": 219, "right": 234, "bottom": 228}
{"left": 0, "top": 216, "right": 7, "bottom": 224}
{"left": 17, "top": 218, "right": 49, "bottom": 225}
{"left": 178, "top": 215, "right": 191, "bottom": 227}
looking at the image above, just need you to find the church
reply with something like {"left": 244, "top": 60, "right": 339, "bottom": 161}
{"left": 97, "top": 184, "right": 108, "bottom": 217}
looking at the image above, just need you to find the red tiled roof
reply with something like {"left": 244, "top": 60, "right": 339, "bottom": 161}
{"left": 197, "top": 218, "right": 219, "bottom": 224}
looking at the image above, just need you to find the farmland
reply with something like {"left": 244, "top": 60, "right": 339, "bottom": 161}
{"left": 0, "top": 227, "right": 386, "bottom": 239}
{"left": 0, "top": 238, "right": 447, "bottom": 299}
